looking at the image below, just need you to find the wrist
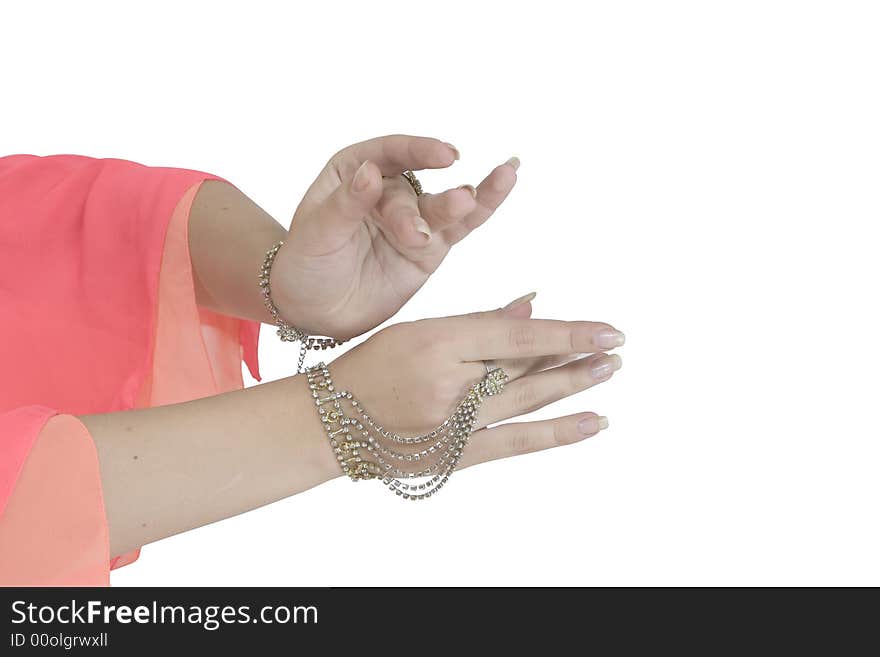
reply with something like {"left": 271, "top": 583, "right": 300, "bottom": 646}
{"left": 265, "top": 245, "right": 327, "bottom": 338}
{"left": 279, "top": 373, "right": 343, "bottom": 485}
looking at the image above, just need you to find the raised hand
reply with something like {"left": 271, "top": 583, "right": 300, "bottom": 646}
{"left": 269, "top": 135, "right": 519, "bottom": 339}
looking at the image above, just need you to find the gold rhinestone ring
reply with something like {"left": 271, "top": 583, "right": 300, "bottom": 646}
{"left": 401, "top": 170, "right": 423, "bottom": 196}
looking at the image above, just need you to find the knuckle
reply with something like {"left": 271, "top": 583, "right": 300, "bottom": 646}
{"left": 508, "top": 430, "right": 533, "bottom": 455}
{"left": 428, "top": 320, "right": 461, "bottom": 351}
{"left": 423, "top": 335, "right": 451, "bottom": 360}
{"left": 437, "top": 192, "right": 457, "bottom": 216}
{"left": 513, "top": 383, "right": 541, "bottom": 413}
{"left": 552, "top": 421, "right": 575, "bottom": 446}
{"left": 568, "top": 327, "right": 579, "bottom": 354}
{"left": 507, "top": 325, "right": 536, "bottom": 354}
{"left": 387, "top": 320, "right": 443, "bottom": 356}
{"left": 414, "top": 330, "right": 440, "bottom": 354}
{"left": 567, "top": 361, "right": 592, "bottom": 390}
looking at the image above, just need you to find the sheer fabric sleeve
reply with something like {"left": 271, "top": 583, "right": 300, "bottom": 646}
{"left": 112, "top": 180, "right": 263, "bottom": 571}
{"left": 0, "top": 407, "right": 109, "bottom": 586}
{"left": 0, "top": 156, "right": 262, "bottom": 585}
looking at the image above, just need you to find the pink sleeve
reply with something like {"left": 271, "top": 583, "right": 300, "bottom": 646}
{"left": 0, "top": 408, "right": 109, "bottom": 586}
{"left": 0, "top": 160, "right": 262, "bottom": 585}
{"left": 136, "top": 180, "right": 262, "bottom": 407}
{"left": 112, "top": 180, "right": 263, "bottom": 571}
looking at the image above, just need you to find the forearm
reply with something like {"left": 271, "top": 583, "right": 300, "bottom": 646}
{"left": 79, "top": 374, "right": 339, "bottom": 557}
{"left": 187, "top": 179, "right": 285, "bottom": 323}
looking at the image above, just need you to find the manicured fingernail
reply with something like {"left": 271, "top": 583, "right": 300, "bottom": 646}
{"left": 444, "top": 142, "right": 461, "bottom": 160}
{"left": 505, "top": 156, "right": 520, "bottom": 171}
{"left": 591, "top": 354, "right": 622, "bottom": 380}
{"left": 504, "top": 292, "right": 537, "bottom": 310}
{"left": 412, "top": 215, "right": 431, "bottom": 239}
{"left": 596, "top": 328, "right": 626, "bottom": 349}
{"left": 352, "top": 160, "right": 371, "bottom": 192}
{"left": 578, "top": 415, "right": 609, "bottom": 436}
{"left": 457, "top": 184, "right": 477, "bottom": 199}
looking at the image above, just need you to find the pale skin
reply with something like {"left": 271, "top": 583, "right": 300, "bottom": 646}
{"left": 79, "top": 135, "right": 625, "bottom": 559}
{"left": 188, "top": 135, "right": 520, "bottom": 338}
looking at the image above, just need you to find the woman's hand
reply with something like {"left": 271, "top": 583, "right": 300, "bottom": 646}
{"left": 81, "top": 295, "right": 623, "bottom": 556}
{"left": 328, "top": 297, "right": 625, "bottom": 472}
{"left": 270, "top": 135, "right": 519, "bottom": 339}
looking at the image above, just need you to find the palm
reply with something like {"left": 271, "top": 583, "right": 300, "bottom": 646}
{"left": 271, "top": 135, "right": 518, "bottom": 340}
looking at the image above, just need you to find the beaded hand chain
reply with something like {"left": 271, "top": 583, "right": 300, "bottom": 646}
{"left": 306, "top": 362, "right": 508, "bottom": 500}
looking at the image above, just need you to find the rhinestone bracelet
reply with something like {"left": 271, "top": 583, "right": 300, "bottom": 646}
{"left": 259, "top": 240, "right": 345, "bottom": 372}
{"left": 306, "top": 361, "right": 508, "bottom": 500}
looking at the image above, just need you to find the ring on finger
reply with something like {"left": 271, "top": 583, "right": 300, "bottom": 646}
{"left": 401, "top": 170, "right": 423, "bottom": 196}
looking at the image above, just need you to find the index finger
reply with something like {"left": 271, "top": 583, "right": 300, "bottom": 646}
{"left": 336, "top": 134, "right": 458, "bottom": 177}
{"left": 451, "top": 318, "right": 625, "bottom": 360}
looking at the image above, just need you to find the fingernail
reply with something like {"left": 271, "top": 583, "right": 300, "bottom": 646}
{"left": 578, "top": 415, "right": 609, "bottom": 437}
{"left": 505, "top": 156, "right": 520, "bottom": 171}
{"left": 352, "top": 160, "right": 371, "bottom": 192}
{"left": 503, "top": 292, "right": 537, "bottom": 310}
{"left": 596, "top": 328, "right": 626, "bottom": 349}
{"left": 457, "top": 184, "right": 477, "bottom": 199}
{"left": 412, "top": 215, "right": 432, "bottom": 239}
{"left": 591, "top": 354, "right": 622, "bottom": 380}
{"left": 444, "top": 142, "right": 461, "bottom": 160}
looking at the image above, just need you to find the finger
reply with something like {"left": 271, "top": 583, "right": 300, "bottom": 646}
{"left": 417, "top": 185, "right": 478, "bottom": 232}
{"left": 298, "top": 160, "right": 383, "bottom": 251}
{"left": 476, "top": 353, "right": 622, "bottom": 428}
{"left": 452, "top": 318, "right": 626, "bottom": 360}
{"left": 335, "top": 134, "right": 459, "bottom": 177}
{"left": 456, "top": 295, "right": 579, "bottom": 378}
{"left": 458, "top": 352, "right": 586, "bottom": 391}
{"left": 372, "top": 174, "right": 432, "bottom": 248}
{"left": 497, "top": 352, "right": 586, "bottom": 381}
{"left": 458, "top": 411, "right": 608, "bottom": 470}
{"left": 446, "top": 158, "right": 519, "bottom": 245}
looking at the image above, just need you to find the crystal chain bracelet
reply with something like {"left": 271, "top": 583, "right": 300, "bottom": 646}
{"left": 306, "top": 362, "right": 509, "bottom": 500}
{"left": 259, "top": 240, "right": 344, "bottom": 372}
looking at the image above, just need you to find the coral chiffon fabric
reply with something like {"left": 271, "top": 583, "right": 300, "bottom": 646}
{"left": 0, "top": 155, "right": 261, "bottom": 585}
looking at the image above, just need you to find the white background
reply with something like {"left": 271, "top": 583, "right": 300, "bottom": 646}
{"left": 2, "top": 1, "right": 878, "bottom": 586}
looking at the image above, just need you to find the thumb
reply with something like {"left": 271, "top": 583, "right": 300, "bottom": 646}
{"left": 497, "top": 291, "right": 536, "bottom": 319}
{"left": 458, "top": 292, "right": 537, "bottom": 320}
{"left": 500, "top": 291, "right": 537, "bottom": 317}
{"left": 301, "top": 160, "right": 383, "bottom": 251}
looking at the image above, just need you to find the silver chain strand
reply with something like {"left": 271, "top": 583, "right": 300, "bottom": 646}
{"left": 306, "top": 361, "right": 508, "bottom": 500}
{"left": 259, "top": 240, "right": 345, "bottom": 373}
